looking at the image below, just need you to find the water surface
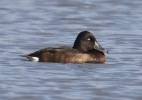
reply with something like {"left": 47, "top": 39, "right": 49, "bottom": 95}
{"left": 0, "top": 0, "right": 142, "bottom": 100}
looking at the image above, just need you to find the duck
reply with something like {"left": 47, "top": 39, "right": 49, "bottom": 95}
{"left": 21, "top": 31, "right": 108, "bottom": 63}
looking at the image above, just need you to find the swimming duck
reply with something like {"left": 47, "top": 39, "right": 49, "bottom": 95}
{"left": 22, "top": 31, "right": 108, "bottom": 63}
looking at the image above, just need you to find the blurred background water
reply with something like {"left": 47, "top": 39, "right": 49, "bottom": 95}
{"left": 0, "top": 0, "right": 142, "bottom": 100}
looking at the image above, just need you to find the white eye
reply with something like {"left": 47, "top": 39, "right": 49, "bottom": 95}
{"left": 87, "top": 38, "right": 91, "bottom": 41}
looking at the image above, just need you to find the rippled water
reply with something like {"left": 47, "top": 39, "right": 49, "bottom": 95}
{"left": 0, "top": 0, "right": 142, "bottom": 100}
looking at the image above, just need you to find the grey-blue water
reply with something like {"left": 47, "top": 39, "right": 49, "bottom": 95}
{"left": 0, "top": 0, "right": 142, "bottom": 100}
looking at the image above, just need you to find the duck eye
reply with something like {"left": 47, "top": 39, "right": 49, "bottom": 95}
{"left": 87, "top": 38, "right": 91, "bottom": 41}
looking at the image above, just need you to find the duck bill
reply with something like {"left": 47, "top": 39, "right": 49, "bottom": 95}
{"left": 93, "top": 41, "right": 109, "bottom": 53}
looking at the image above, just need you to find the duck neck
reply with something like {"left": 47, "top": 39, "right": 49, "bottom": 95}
{"left": 73, "top": 40, "right": 82, "bottom": 50}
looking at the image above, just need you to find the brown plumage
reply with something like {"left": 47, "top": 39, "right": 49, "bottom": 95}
{"left": 21, "top": 31, "right": 108, "bottom": 63}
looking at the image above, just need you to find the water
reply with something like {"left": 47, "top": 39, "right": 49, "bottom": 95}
{"left": 0, "top": 0, "right": 142, "bottom": 100}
